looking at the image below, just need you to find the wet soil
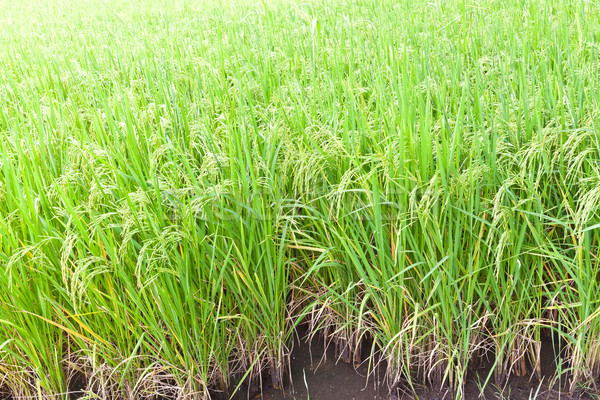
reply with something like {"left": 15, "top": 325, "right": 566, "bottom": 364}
{"left": 227, "top": 332, "right": 598, "bottom": 400}
{"left": 228, "top": 329, "right": 386, "bottom": 400}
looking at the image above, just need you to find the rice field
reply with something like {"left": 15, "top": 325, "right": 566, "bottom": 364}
{"left": 1, "top": 0, "right": 600, "bottom": 398}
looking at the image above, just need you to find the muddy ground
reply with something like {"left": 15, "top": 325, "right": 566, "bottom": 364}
{"left": 227, "top": 330, "right": 597, "bottom": 400}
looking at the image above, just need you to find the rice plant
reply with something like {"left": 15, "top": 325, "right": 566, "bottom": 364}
{"left": 1, "top": 0, "right": 600, "bottom": 399}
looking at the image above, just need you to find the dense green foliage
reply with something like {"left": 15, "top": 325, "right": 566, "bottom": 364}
{"left": 1, "top": 0, "right": 600, "bottom": 398}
